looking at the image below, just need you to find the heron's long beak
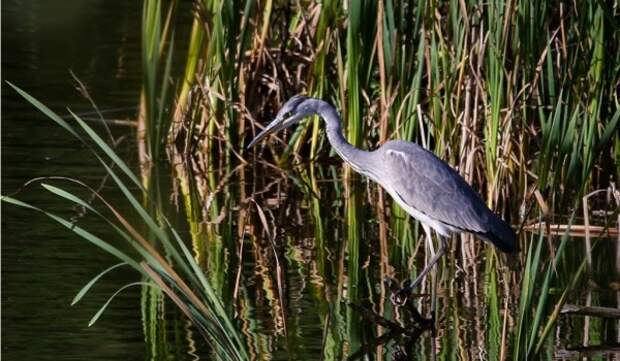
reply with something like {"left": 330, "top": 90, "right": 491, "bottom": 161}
{"left": 247, "top": 117, "right": 287, "bottom": 148}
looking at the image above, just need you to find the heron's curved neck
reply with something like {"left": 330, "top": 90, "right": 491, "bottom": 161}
{"left": 315, "top": 100, "right": 370, "bottom": 174}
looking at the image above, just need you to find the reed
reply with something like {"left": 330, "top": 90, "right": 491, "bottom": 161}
{"left": 4, "top": 0, "right": 620, "bottom": 359}
{"left": 103, "top": 0, "right": 620, "bottom": 357}
{"left": 137, "top": 0, "right": 618, "bottom": 206}
{"left": 162, "top": 0, "right": 617, "bottom": 224}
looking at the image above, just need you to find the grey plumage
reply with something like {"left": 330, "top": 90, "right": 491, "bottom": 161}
{"left": 370, "top": 141, "right": 516, "bottom": 252}
{"left": 248, "top": 96, "right": 517, "bottom": 289}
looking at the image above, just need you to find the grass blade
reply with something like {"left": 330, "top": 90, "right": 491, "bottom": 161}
{"left": 72, "top": 263, "right": 127, "bottom": 306}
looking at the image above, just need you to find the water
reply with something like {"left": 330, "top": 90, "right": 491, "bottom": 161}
{"left": 3, "top": 2, "right": 619, "bottom": 361}
{"left": 2, "top": 2, "right": 147, "bottom": 360}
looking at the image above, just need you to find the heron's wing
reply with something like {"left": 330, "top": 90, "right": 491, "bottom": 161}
{"left": 379, "top": 142, "right": 491, "bottom": 233}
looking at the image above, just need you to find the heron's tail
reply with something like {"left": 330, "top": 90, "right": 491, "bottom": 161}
{"left": 478, "top": 216, "right": 518, "bottom": 253}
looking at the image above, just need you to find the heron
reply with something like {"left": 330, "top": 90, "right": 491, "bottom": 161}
{"left": 248, "top": 95, "right": 517, "bottom": 300}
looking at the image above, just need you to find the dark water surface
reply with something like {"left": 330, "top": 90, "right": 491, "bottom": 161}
{"left": 2, "top": 2, "right": 147, "bottom": 360}
{"left": 3, "top": 2, "right": 619, "bottom": 361}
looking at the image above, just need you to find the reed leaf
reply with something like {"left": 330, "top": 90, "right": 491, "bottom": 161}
{"left": 71, "top": 263, "right": 128, "bottom": 306}
{"left": 88, "top": 282, "right": 154, "bottom": 327}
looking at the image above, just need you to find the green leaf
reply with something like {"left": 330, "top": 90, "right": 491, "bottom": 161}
{"left": 40, "top": 181, "right": 163, "bottom": 272}
{"left": 599, "top": 108, "right": 620, "bottom": 148}
{"left": 6, "top": 82, "right": 82, "bottom": 140}
{"left": 72, "top": 263, "right": 127, "bottom": 306}
{"left": 68, "top": 110, "right": 143, "bottom": 190}
{"left": 41, "top": 183, "right": 100, "bottom": 215}
{"left": 88, "top": 282, "right": 154, "bottom": 327}
{"left": 1, "top": 195, "right": 142, "bottom": 272}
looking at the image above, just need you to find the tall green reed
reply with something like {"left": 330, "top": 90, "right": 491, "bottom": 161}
{"left": 160, "top": 1, "right": 617, "bottom": 357}
{"left": 163, "top": 0, "right": 618, "bottom": 210}
{"left": 140, "top": 0, "right": 176, "bottom": 166}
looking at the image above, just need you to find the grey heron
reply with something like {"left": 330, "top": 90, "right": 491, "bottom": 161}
{"left": 248, "top": 95, "right": 517, "bottom": 298}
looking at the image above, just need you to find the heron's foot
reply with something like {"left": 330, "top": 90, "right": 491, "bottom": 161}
{"left": 384, "top": 277, "right": 427, "bottom": 306}
{"left": 385, "top": 277, "right": 411, "bottom": 306}
{"left": 393, "top": 286, "right": 413, "bottom": 306}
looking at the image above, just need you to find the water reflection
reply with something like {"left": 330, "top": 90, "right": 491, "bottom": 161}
{"left": 348, "top": 281, "right": 434, "bottom": 361}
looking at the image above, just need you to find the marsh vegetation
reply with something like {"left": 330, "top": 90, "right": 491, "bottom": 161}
{"left": 3, "top": 0, "right": 620, "bottom": 360}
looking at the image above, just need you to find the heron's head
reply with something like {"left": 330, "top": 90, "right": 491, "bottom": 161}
{"left": 247, "top": 95, "right": 315, "bottom": 148}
